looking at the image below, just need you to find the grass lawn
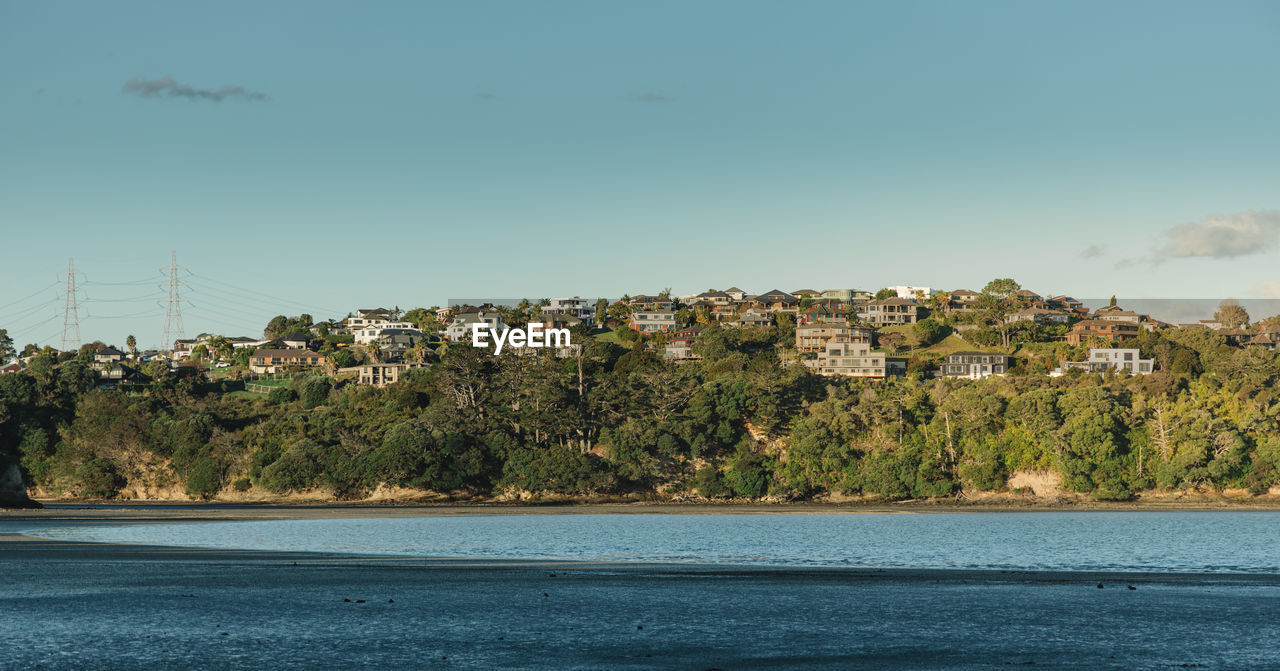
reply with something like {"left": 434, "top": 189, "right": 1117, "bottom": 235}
{"left": 593, "top": 328, "right": 621, "bottom": 343}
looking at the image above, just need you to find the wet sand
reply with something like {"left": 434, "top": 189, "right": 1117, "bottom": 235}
{"left": 3, "top": 506, "right": 1280, "bottom": 669}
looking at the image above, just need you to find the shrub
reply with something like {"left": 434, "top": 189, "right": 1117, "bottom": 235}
{"left": 268, "top": 387, "right": 296, "bottom": 404}
{"left": 76, "top": 458, "right": 125, "bottom": 499}
{"left": 185, "top": 456, "right": 225, "bottom": 499}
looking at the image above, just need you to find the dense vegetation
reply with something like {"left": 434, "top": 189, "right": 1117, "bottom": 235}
{"left": 3, "top": 318, "right": 1280, "bottom": 503}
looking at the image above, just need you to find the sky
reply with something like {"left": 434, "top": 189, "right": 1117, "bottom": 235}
{"left": 1, "top": 0, "right": 1279, "bottom": 348}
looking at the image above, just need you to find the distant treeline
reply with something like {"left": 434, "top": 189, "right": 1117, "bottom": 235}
{"left": 1, "top": 323, "right": 1278, "bottom": 501}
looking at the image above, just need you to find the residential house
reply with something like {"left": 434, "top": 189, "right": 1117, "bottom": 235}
{"left": 1066, "top": 320, "right": 1140, "bottom": 346}
{"left": 1054, "top": 348, "right": 1153, "bottom": 376}
{"left": 889, "top": 286, "right": 932, "bottom": 300}
{"left": 791, "top": 289, "right": 821, "bottom": 299}
{"left": 249, "top": 349, "right": 327, "bottom": 374}
{"left": 730, "top": 308, "right": 773, "bottom": 328}
{"left": 1046, "top": 295, "right": 1085, "bottom": 312}
{"left": 1005, "top": 307, "right": 1070, "bottom": 324}
{"left": 352, "top": 321, "right": 415, "bottom": 344}
{"left": 279, "top": 332, "right": 313, "bottom": 349}
{"left": 446, "top": 311, "right": 506, "bottom": 342}
{"left": 347, "top": 308, "right": 397, "bottom": 328}
{"left": 1012, "top": 289, "right": 1043, "bottom": 303}
{"left": 355, "top": 362, "right": 426, "bottom": 387}
{"left": 170, "top": 339, "right": 196, "bottom": 360}
{"left": 228, "top": 336, "right": 267, "bottom": 350}
{"left": 820, "top": 289, "right": 872, "bottom": 302}
{"left": 1218, "top": 328, "right": 1251, "bottom": 347}
{"left": 945, "top": 289, "right": 981, "bottom": 312}
{"left": 629, "top": 309, "right": 677, "bottom": 333}
{"left": 1247, "top": 331, "right": 1279, "bottom": 351}
{"left": 724, "top": 287, "right": 748, "bottom": 301}
{"left": 628, "top": 295, "right": 674, "bottom": 311}
{"left": 939, "top": 352, "right": 1010, "bottom": 379}
{"left": 752, "top": 289, "right": 800, "bottom": 313}
{"left": 864, "top": 297, "right": 921, "bottom": 325}
{"left": 804, "top": 341, "right": 888, "bottom": 378}
{"left": 544, "top": 297, "right": 596, "bottom": 325}
{"left": 796, "top": 320, "right": 873, "bottom": 353}
{"left": 799, "top": 303, "right": 856, "bottom": 324}
{"left": 1096, "top": 309, "right": 1145, "bottom": 324}
{"left": 94, "top": 347, "right": 126, "bottom": 364}
{"left": 664, "top": 327, "right": 703, "bottom": 361}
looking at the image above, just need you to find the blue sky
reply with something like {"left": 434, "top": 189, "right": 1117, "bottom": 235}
{"left": 2, "top": 1, "right": 1278, "bottom": 348}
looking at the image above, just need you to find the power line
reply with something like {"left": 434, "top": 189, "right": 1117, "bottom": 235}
{"left": 186, "top": 272, "right": 336, "bottom": 315}
{"left": 0, "top": 281, "right": 59, "bottom": 312}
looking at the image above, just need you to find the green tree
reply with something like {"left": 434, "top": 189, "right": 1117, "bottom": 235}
{"left": 125, "top": 335, "right": 137, "bottom": 358}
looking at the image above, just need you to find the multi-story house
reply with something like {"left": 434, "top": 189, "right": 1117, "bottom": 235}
{"left": 446, "top": 311, "right": 506, "bottom": 341}
{"left": 752, "top": 289, "right": 800, "bottom": 313}
{"left": 724, "top": 287, "right": 748, "bottom": 301}
{"left": 1054, "top": 348, "right": 1154, "bottom": 376}
{"left": 938, "top": 351, "right": 1010, "bottom": 379}
{"left": 355, "top": 362, "right": 426, "bottom": 387}
{"left": 1005, "top": 307, "right": 1070, "bottom": 324}
{"left": 629, "top": 309, "right": 677, "bottom": 333}
{"left": 249, "top": 349, "right": 327, "bottom": 374}
{"left": 889, "top": 286, "right": 932, "bottom": 300}
{"left": 948, "top": 289, "right": 981, "bottom": 310}
{"left": 1066, "top": 320, "right": 1139, "bottom": 346}
{"left": 796, "top": 321, "right": 874, "bottom": 353}
{"left": 663, "top": 327, "right": 702, "bottom": 361}
{"left": 805, "top": 341, "right": 888, "bottom": 378}
{"left": 346, "top": 308, "right": 399, "bottom": 330}
{"left": 628, "top": 295, "right": 674, "bottom": 311}
{"left": 820, "top": 289, "right": 872, "bottom": 302}
{"left": 799, "top": 303, "right": 856, "bottom": 324}
{"left": 864, "top": 297, "right": 921, "bottom": 325}
{"left": 544, "top": 297, "right": 596, "bottom": 325}
{"left": 731, "top": 308, "right": 773, "bottom": 328}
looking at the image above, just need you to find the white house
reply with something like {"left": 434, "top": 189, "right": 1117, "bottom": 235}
{"left": 352, "top": 321, "right": 415, "bottom": 344}
{"left": 1052, "top": 348, "right": 1154, "bottom": 376}
{"left": 544, "top": 297, "right": 596, "bottom": 325}
{"left": 446, "top": 311, "right": 507, "bottom": 341}
{"left": 888, "top": 286, "right": 933, "bottom": 300}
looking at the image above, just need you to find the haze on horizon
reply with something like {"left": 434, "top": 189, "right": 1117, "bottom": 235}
{"left": 1, "top": 0, "right": 1278, "bottom": 347}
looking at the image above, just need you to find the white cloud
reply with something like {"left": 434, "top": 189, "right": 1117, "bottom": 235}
{"left": 1159, "top": 210, "right": 1280, "bottom": 259}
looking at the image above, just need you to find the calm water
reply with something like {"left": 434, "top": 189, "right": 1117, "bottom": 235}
{"left": 25, "top": 511, "right": 1280, "bottom": 572}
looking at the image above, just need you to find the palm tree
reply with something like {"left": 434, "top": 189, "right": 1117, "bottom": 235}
{"left": 126, "top": 335, "right": 137, "bottom": 359}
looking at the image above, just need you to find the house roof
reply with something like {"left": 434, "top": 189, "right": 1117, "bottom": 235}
{"left": 755, "top": 289, "right": 797, "bottom": 302}
{"left": 791, "top": 289, "right": 819, "bottom": 296}
{"left": 97, "top": 346, "right": 126, "bottom": 356}
{"left": 724, "top": 286, "right": 745, "bottom": 293}
{"left": 1013, "top": 289, "right": 1042, "bottom": 298}
{"left": 697, "top": 290, "right": 730, "bottom": 299}
{"left": 280, "top": 332, "right": 310, "bottom": 342}
{"left": 1072, "top": 319, "right": 1137, "bottom": 329}
{"left": 950, "top": 289, "right": 979, "bottom": 296}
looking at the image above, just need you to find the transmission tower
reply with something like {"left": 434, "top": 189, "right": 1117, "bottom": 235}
{"left": 159, "top": 251, "right": 188, "bottom": 348}
{"left": 60, "top": 258, "right": 82, "bottom": 351}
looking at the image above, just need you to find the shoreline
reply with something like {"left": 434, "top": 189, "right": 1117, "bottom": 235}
{"left": 9, "top": 497, "right": 1280, "bottom": 522}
